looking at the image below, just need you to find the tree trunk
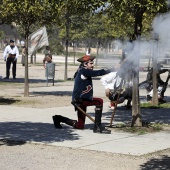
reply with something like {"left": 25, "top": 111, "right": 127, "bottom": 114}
{"left": 30, "top": 54, "right": 33, "bottom": 64}
{"left": 152, "top": 38, "right": 159, "bottom": 105}
{"left": 73, "top": 41, "right": 76, "bottom": 65}
{"left": 131, "top": 7, "right": 146, "bottom": 126}
{"left": 34, "top": 52, "right": 36, "bottom": 65}
{"left": 24, "top": 34, "right": 29, "bottom": 97}
{"left": 95, "top": 40, "right": 100, "bottom": 68}
{"left": 64, "top": 13, "right": 70, "bottom": 81}
{"left": 131, "top": 41, "right": 142, "bottom": 127}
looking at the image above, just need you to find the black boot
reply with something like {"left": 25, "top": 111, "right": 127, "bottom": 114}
{"left": 93, "top": 106, "right": 111, "bottom": 134}
{"left": 52, "top": 115, "right": 63, "bottom": 128}
{"left": 60, "top": 116, "right": 77, "bottom": 127}
{"left": 158, "top": 98, "right": 166, "bottom": 104}
{"left": 146, "top": 95, "right": 152, "bottom": 102}
{"left": 52, "top": 115, "right": 77, "bottom": 129}
{"left": 126, "top": 99, "right": 132, "bottom": 109}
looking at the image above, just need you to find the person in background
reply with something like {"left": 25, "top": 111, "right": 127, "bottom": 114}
{"left": 44, "top": 46, "right": 51, "bottom": 55}
{"left": 21, "top": 46, "right": 26, "bottom": 66}
{"left": 145, "top": 63, "right": 169, "bottom": 103}
{"left": 43, "top": 53, "right": 52, "bottom": 69}
{"left": 3, "top": 39, "right": 19, "bottom": 79}
{"left": 86, "top": 47, "right": 91, "bottom": 56}
{"left": 4, "top": 41, "right": 8, "bottom": 47}
{"left": 52, "top": 54, "right": 115, "bottom": 134}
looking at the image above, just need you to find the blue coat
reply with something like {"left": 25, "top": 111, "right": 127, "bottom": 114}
{"left": 72, "top": 67, "right": 111, "bottom": 101}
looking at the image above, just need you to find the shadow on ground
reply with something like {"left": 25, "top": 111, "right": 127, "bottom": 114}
{"left": 140, "top": 155, "right": 170, "bottom": 170}
{"left": 30, "top": 91, "right": 72, "bottom": 96}
{"left": 102, "top": 95, "right": 170, "bottom": 124}
{"left": 0, "top": 97, "right": 20, "bottom": 105}
{"left": 0, "top": 139, "right": 26, "bottom": 146}
{"left": 0, "top": 122, "right": 80, "bottom": 146}
{"left": 0, "top": 78, "right": 64, "bottom": 84}
{"left": 103, "top": 106, "right": 170, "bottom": 124}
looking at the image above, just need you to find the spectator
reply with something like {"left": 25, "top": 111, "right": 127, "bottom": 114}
{"left": 3, "top": 39, "right": 19, "bottom": 79}
{"left": 21, "top": 46, "right": 26, "bottom": 66}
{"left": 145, "top": 63, "right": 169, "bottom": 103}
{"left": 43, "top": 53, "right": 52, "bottom": 69}
{"left": 86, "top": 47, "right": 91, "bottom": 56}
{"left": 44, "top": 46, "right": 51, "bottom": 55}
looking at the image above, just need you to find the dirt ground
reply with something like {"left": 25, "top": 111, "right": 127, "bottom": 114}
{"left": 0, "top": 141, "right": 170, "bottom": 170}
{"left": 0, "top": 83, "right": 74, "bottom": 108}
{"left": 0, "top": 61, "right": 111, "bottom": 108}
{"left": 0, "top": 63, "right": 79, "bottom": 108}
{"left": 1, "top": 62, "right": 170, "bottom": 170}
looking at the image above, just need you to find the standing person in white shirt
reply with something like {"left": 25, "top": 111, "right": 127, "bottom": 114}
{"left": 86, "top": 47, "right": 91, "bottom": 56}
{"left": 3, "top": 39, "right": 19, "bottom": 79}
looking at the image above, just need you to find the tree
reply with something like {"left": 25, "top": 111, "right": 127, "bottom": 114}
{"left": 105, "top": 0, "right": 168, "bottom": 126}
{"left": 58, "top": 0, "right": 106, "bottom": 80}
{"left": 0, "top": 30, "right": 4, "bottom": 40}
{"left": 0, "top": 0, "right": 60, "bottom": 97}
{"left": 84, "top": 14, "right": 118, "bottom": 66}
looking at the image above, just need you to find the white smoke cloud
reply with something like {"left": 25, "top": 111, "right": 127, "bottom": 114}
{"left": 98, "top": 12, "right": 170, "bottom": 68}
{"left": 152, "top": 13, "right": 170, "bottom": 56}
{"left": 125, "top": 12, "right": 170, "bottom": 64}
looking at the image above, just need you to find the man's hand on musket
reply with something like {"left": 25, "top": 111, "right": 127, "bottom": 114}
{"left": 72, "top": 97, "right": 83, "bottom": 106}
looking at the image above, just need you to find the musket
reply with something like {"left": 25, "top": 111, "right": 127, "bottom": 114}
{"left": 109, "top": 90, "right": 122, "bottom": 127}
{"left": 71, "top": 100, "right": 95, "bottom": 123}
{"left": 138, "top": 80, "right": 148, "bottom": 87}
{"left": 161, "top": 70, "right": 170, "bottom": 98}
{"left": 119, "top": 55, "right": 132, "bottom": 67}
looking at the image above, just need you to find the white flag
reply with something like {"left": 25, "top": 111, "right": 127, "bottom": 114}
{"left": 28, "top": 26, "right": 49, "bottom": 55}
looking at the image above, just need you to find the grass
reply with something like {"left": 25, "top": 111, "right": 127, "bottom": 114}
{"left": 67, "top": 52, "right": 85, "bottom": 57}
{"left": 123, "top": 127, "right": 148, "bottom": 135}
{"left": 0, "top": 82, "right": 23, "bottom": 85}
{"left": 151, "top": 123, "right": 164, "bottom": 131}
{"left": 140, "top": 102, "right": 170, "bottom": 108}
{"left": 112, "top": 122, "right": 166, "bottom": 135}
{"left": 118, "top": 123, "right": 164, "bottom": 135}
{"left": 14, "top": 99, "right": 40, "bottom": 106}
{"left": 112, "top": 102, "right": 170, "bottom": 135}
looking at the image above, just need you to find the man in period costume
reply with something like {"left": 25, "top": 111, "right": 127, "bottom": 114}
{"left": 52, "top": 54, "right": 115, "bottom": 133}
{"left": 3, "top": 39, "right": 19, "bottom": 79}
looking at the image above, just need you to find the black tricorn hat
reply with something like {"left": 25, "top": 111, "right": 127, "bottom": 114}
{"left": 77, "top": 55, "right": 96, "bottom": 63}
{"left": 9, "top": 39, "right": 15, "bottom": 43}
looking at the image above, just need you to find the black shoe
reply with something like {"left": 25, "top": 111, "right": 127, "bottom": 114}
{"left": 3, "top": 77, "right": 9, "bottom": 79}
{"left": 126, "top": 104, "right": 132, "bottom": 109}
{"left": 52, "top": 115, "right": 62, "bottom": 128}
{"left": 13, "top": 77, "right": 16, "bottom": 79}
{"left": 147, "top": 95, "right": 152, "bottom": 102}
{"left": 158, "top": 98, "right": 166, "bottom": 104}
{"left": 93, "top": 124, "right": 111, "bottom": 134}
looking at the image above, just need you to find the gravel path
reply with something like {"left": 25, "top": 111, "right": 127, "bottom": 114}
{"left": 0, "top": 142, "right": 170, "bottom": 170}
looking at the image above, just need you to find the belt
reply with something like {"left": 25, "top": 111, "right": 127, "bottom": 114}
{"left": 8, "top": 54, "right": 16, "bottom": 58}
